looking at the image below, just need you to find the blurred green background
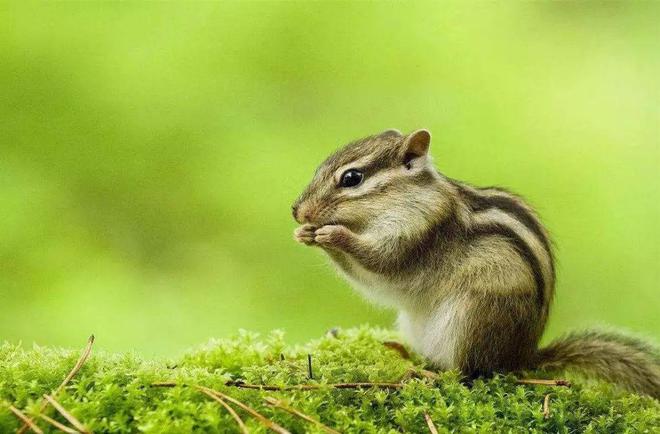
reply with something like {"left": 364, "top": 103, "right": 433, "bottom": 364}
{"left": 1, "top": 2, "right": 658, "bottom": 356}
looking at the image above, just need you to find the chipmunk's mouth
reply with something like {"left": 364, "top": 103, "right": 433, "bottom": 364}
{"left": 293, "top": 200, "right": 331, "bottom": 225}
{"left": 312, "top": 209, "right": 345, "bottom": 228}
{"left": 292, "top": 198, "right": 353, "bottom": 228}
{"left": 314, "top": 219, "right": 343, "bottom": 228}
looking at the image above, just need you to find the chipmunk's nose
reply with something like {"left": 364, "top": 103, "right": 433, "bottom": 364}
{"left": 292, "top": 202, "right": 312, "bottom": 224}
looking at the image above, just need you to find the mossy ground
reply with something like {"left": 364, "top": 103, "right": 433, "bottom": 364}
{"left": 1, "top": 327, "right": 658, "bottom": 433}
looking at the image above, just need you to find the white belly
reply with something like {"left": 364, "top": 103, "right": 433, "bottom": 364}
{"left": 397, "top": 294, "right": 464, "bottom": 370}
{"left": 328, "top": 253, "right": 463, "bottom": 369}
{"left": 336, "top": 256, "right": 411, "bottom": 308}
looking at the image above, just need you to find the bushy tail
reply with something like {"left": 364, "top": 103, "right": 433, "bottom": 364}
{"left": 536, "top": 330, "right": 660, "bottom": 398}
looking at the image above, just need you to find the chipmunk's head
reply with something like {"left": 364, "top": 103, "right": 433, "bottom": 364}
{"left": 292, "top": 129, "right": 440, "bottom": 231}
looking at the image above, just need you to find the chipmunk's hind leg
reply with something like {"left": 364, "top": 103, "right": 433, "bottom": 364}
{"left": 456, "top": 291, "right": 542, "bottom": 378}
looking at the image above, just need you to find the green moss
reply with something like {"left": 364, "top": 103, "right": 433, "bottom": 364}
{"left": 1, "top": 327, "right": 658, "bottom": 433}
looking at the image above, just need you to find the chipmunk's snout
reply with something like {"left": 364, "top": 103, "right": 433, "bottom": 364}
{"left": 292, "top": 199, "right": 319, "bottom": 224}
{"left": 292, "top": 201, "right": 309, "bottom": 224}
{"left": 292, "top": 204, "right": 308, "bottom": 224}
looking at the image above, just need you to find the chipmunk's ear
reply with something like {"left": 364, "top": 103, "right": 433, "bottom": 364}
{"left": 379, "top": 128, "right": 403, "bottom": 138}
{"left": 403, "top": 129, "right": 431, "bottom": 160}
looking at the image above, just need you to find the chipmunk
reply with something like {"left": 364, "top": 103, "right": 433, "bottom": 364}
{"left": 292, "top": 129, "right": 660, "bottom": 398}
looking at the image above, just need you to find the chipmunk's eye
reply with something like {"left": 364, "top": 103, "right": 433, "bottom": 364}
{"left": 339, "top": 169, "right": 364, "bottom": 188}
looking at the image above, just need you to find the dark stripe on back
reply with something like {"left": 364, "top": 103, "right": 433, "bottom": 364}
{"left": 455, "top": 182, "right": 554, "bottom": 269}
{"left": 471, "top": 222, "right": 546, "bottom": 309}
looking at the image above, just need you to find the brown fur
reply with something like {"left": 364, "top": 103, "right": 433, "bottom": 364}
{"left": 293, "top": 129, "right": 660, "bottom": 398}
{"left": 537, "top": 330, "right": 660, "bottom": 398}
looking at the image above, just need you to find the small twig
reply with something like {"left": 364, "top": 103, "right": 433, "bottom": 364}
{"left": 56, "top": 335, "right": 96, "bottom": 394}
{"left": 38, "top": 413, "right": 77, "bottom": 433}
{"left": 542, "top": 393, "right": 552, "bottom": 419}
{"left": 18, "top": 335, "right": 95, "bottom": 434}
{"left": 418, "top": 369, "right": 440, "bottom": 380}
{"left": 222, "top": 382, "right": 290, "bottom": 391}
{"left": 423, "top": 412, "right": 439, "bottom": 434}
{"left": 201, "top": 388, "right": 291, "bottom": 434}
{"left": 383, "top": 341, "right": 411, "bottom": 360}
{"left": 226, "top": 381, "right": 403, "bottom": 391}
{"left": 307, "top": 354, "right": 314, "bottom": 380}
{"left": 516, "top": 378, "right": 571, "bottom": 387}
{"left": 8, "top": 405, "right": 43, "bottom": 434}
{"left": 154, "top": 381, "right": 403, "bottom": 391}
{"left": 43, "top": 395, "right": 90, "bottom": 434}
{"left": 400, "top": 367, "right": 441, "bottom": 382}
{"left": 265, "top": 397, "right": 340, "bottom": 434}
{"left": 196, "top": 387, "right": 248, "bottom": 434}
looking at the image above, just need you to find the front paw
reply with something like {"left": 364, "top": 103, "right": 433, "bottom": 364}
{"left": 294, "top": 224, "right": 317, "bottom": 245}
{"left": 314, "top": 225, "right": 351, "bottom": 250}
